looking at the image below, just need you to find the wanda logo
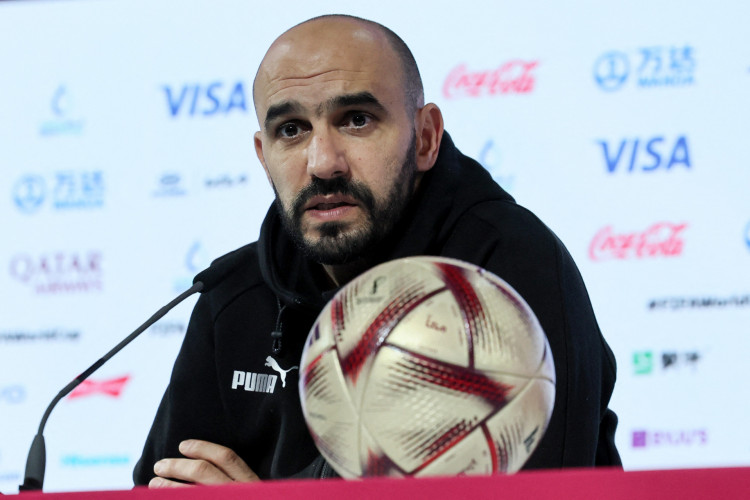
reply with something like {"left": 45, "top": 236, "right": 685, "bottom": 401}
{"left": 589, "top": 222, "right": 687, "bottom": 261}
{"left": 442, "top": 61, "right": 538, "bottom": 99}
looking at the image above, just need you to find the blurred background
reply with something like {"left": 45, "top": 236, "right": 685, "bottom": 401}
{"left": 1, "top": 0, "right": 749, "bottom": 493}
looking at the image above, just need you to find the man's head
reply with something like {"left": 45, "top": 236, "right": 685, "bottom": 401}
{"left": 253, "top": 15, "right": 443, "bottom": 269}
{"left": 253, "top": 15, "right": 426, "bottom": 127}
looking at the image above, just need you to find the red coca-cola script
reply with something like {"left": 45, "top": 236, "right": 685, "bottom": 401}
{"left": 443, "top": 61, "right": 538, "bottom": 99}
{"left": 589, "top": 222, "right": 688, "bottom": 261}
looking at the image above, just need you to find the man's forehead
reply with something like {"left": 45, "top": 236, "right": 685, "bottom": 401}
{"left": 266, "top": 16, "right": 386, "bottom": 64}
{"left": 261, "top": 68, "right": 379, "bottom": 104}
{"left": 254, "top": 17, "right": 401, "bottom": 112}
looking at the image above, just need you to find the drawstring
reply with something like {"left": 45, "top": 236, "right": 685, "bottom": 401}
{"left": 272, "top": 297, "right": 287, "bottom": 355}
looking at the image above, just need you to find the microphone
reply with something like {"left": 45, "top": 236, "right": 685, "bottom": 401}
{"left": 18, "top": 251, "right": 245, "bottom": 491}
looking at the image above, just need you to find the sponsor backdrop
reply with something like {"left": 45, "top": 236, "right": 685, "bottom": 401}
{"left": 1, "top": 0, "right": 748, "bottom": 493}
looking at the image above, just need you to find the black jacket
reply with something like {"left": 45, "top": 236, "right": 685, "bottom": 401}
{"left": 133, "top": 133, "right": 621, "bottom": 485}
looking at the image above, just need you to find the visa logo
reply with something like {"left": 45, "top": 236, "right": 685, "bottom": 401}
{"left": 163, "top": 81, "right": 248, "bottom": 117}
{"left": 597, "top": 135, "right": 691, "bottom": 173}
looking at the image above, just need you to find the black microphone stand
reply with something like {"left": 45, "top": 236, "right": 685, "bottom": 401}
{"left": 18, "top": 281, "right": 204, "bottom": 491}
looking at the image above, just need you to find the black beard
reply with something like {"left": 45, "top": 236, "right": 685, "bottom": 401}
{"left": 275, "top": 137, "right": 418, "bottom": 266}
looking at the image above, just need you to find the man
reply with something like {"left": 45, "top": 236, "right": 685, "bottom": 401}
{"left": 134, "top": 14, "right": 621, "bottom": 487}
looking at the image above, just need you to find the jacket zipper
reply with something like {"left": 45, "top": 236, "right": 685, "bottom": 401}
{"left": 319, "top": 460, "right": 333, "bottom": 479}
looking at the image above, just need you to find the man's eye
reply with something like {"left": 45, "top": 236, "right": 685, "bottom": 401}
{"left": 349, "top": 113, "right": 370, "bottom": 128}
{"left": 279, "top": 123, "right": 299, "bottom": 138}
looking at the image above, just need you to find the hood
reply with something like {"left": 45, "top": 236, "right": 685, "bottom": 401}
{"left": 257, "top": 131, "right": 515, "bottom": 310}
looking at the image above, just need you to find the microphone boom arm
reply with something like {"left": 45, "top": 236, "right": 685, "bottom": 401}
{"left": 19, "top": 281, "right": 204, "bottom": 491}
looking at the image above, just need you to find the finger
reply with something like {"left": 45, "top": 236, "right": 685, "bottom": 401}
{"left": 154, "top": 457, "right": 232, "bottom": 485}
{"left": 179, "top": 439, "right": 259, "bottom": 482}
{"left": 148, "top": 476, "right": 192, "bottom": 489}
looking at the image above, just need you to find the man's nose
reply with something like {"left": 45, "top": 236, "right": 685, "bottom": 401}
{"left": 306, "top": 130, "right": 349, "bottom": 179}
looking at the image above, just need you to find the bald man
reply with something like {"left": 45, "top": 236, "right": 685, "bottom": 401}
{"left": 134, "top": 15, "right": 620, "bottom": 487}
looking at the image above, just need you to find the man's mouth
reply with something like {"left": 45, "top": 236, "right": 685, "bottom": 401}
{"left": 304, "top": 194, "right": 360, "bottom": 213}
{"left": 299, "top": 195, "right": 362, "bottom": 225}
{"left": 312, "top": 201, "right": 354, "bottom": 211}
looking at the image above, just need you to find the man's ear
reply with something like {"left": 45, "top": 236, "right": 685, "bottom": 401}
{"left": 414, "top": 103, "right": 444, "bottom": 173}
{"left": 254, "top": 131, "right": 273, "bottom": 185}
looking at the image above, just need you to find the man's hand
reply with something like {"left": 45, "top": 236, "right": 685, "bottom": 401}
{"left": 149, "top": 439, "right": 259, "bottom": 488}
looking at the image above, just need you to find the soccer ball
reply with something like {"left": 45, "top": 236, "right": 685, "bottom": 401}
{"left": 299, "top": 256, "right": 555, "bottom": 478}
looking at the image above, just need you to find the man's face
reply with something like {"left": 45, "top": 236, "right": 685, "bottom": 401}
{"left": 253, "top": 19, "right": 419, "bottom": 265}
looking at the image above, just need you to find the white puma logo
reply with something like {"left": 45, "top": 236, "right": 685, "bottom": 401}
{"left": 265, "top": 356, "right": 298, "bottom": 388}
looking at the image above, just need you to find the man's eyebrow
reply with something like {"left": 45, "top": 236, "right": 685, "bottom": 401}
{"left": 264, "top": 100, "right": 304, "bottom": 130}
{"left": 319, "top": 92, "right": 387, "bottom": 115}
{"left": 263, "top": 92, "right": 387, "bottom": 131}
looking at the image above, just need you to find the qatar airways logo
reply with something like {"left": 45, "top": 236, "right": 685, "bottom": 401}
{"left": 589, "top": 223, "right": 687, "bottom": 261}
{"left": 443, "top": 60, "right": 538, "bottom": 99}
{"left": 39, "top": 85, "right": 85, "bottom": 136}
{"left": 68, "top": 375, "right": 130, "bottom": 399}
{"left": 173, "top": 240, "right": 210, "bottom": 293}
{"left": 631, "top": 429, "right": 707, "bottom": 449}
{"left": 478, "top": 139, "right": 515, "bottom": 191}
{"left": 9, "top": 251, "right": 103, "bottom": 294}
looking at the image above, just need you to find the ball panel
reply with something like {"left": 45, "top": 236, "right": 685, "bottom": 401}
{"left": 432, "top": 260, "right": 487, "bottom": 367}
{"left": 483, "top": 377, "right": 556, "bottom": 473}
{"left": 332, "top": 259, "right": 447, "bottom": 359}
{"left": 359, "top": 345, "right": 512, "bottom": 472}
{"left": 535, "top": 343, "right": 556, "bottom": 383}
{"left": 358, "top": 423, "right": 406, "bottom": 477}
{"left": 385, "top": 289, "right": 470, "bottom": 367}
{"left": 299, "top": 319, "right": 336, "bottom": 369}
{"left": 471, "top": 270, "right": 550, "bottom": 378}
{"left": 413, "top": 423, "right": 496, "bottom": 477}
{"left": 333, "top": 268, "right": 449, "bottom": 389}
{"left": 465, "top": 371, "right": 545, "bottom": 404}
{"left": 299, "top": 348, "right": 361, "bottom": 477}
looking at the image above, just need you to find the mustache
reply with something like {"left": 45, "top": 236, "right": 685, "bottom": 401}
{"left": 291, "top": 176, "right": 376, "bottom": 218}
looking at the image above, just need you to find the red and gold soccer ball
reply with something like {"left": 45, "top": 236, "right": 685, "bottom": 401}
{"left": 299, "top": 256, "right": 555, "bottom": 478}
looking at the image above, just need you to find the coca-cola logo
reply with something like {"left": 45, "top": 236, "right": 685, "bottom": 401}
{"left": 589, "top": 222, "right": 687, "bottom": 261}
{"left": 442, "top": 61, "right": 538, "bottom": 99}
{"left": 9, "top": 251, "right": 103, "bottom": 293}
